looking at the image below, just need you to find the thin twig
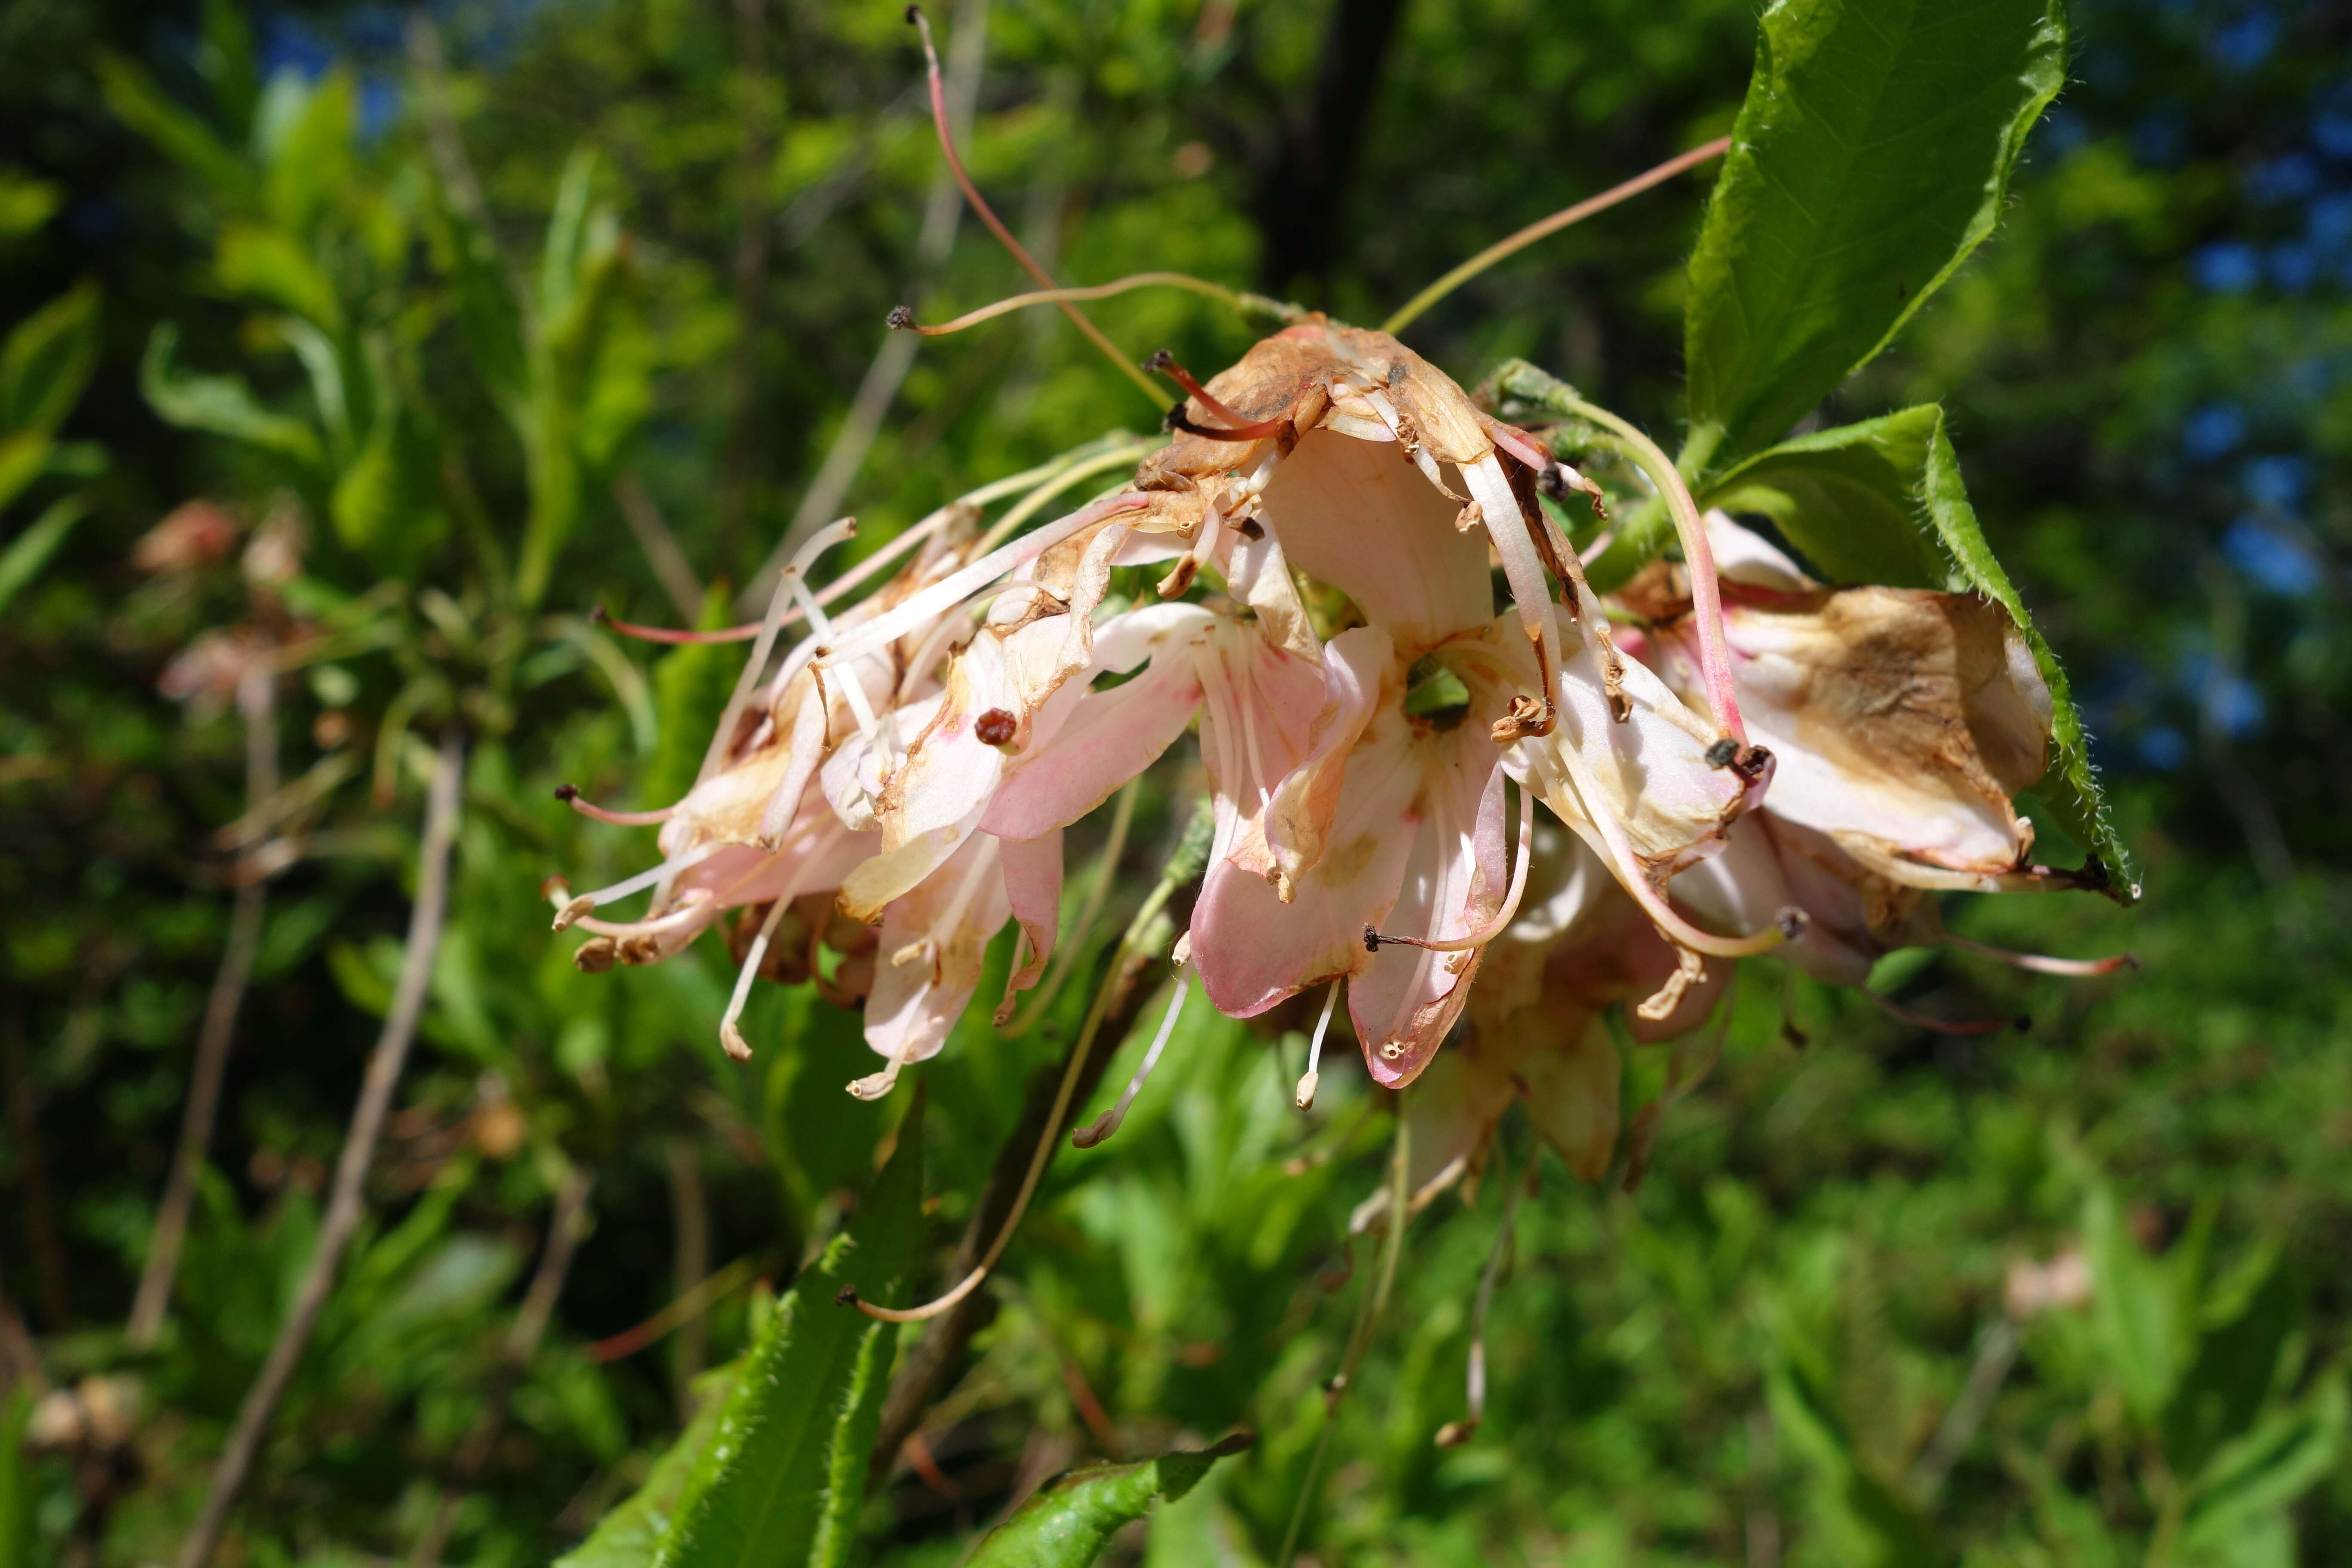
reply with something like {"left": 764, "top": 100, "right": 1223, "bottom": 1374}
{"left": 612, "top": 475, "right": 707, "bottom": 623}
{"left": 130, "top": 669, "right": 279, "bottom": 1350}
{"left": 745, "top": 0, "right": 994, "bottom": 609}
{"left": 410, "top": 1164, "right": 594, "bottom": 1567}
{"left": 1908, "top": 1316, "right": 2020, "bottom": 1502}
{"left": 176, "top": 728, "right": 468, "bottom": 1568}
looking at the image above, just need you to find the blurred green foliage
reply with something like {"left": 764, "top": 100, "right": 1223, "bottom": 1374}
{"left": 1, "top": 0, "right": 2349, "bottom": 1564}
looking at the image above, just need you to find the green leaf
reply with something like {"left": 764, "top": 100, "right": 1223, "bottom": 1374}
{"left": 1700, "top": 406, "right": 2134, "bottom": 892}
{"left": 0, "top": 495, "right": 88, "bottom": 615}
{"left": 649, "top": 1094, "right": 924, "bottom": 1568}
{"left": 141, "top": 322, "right": 324, "bottom": 469}
{"left": 2176, "top": 1373, "right": 2347, "bottom": 1561}
{"left": 965, "top": 1438, "right": 1254, "bottom": 1568}
{"left": 1686, "top": 0, "right": 2067, "bottom": 463}
{"left": 555, "top": 1362, "right": 744, "bottom": 1568}
{"left": 0, "top": 170, "right": 62, "bottom": 242}
{"left": 95, "top": 52, "right": 252, "bottom": 203}
{"left": 2086, "top": 1184, "right": 2181, "bottom": 1424}
{"left": 0, "top": 434, "right": 46, "bottom": 517}
{"left": 1701, "top": 405, "right": 1947, "bottom": 587}
{"left": 2165, "top": 1246, "right": 2295, "bottom": 1477}
{"left": 257, "top": 67, "right": 355, "bottom": 236}
{"left": 2, "top": 281, "right": 102, "bottom": 439}
{"left": 217, "top": 222, "right": 343, "bottom": 333}
{"left": 0, "top": 1387, "right": 34, "bottom": 1568}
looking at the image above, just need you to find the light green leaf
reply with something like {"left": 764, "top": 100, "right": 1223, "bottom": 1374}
{"left": 1701, "top": 405, "right": 2134, "bottom": 891}
{"left": 217, "top": 221, "right": 344, "bottom": 333}
{"left": 557, "top": 1363, "right": 745, "bottom": 1568}
{"left": 141, "top": 322, "right": 324, "bottom": 469}
{"left": 1686, "top": 0, "right": 2067, "bottom": 463}
{"left": 0, "top": 435, "right": 49, "bottom": 518}
{"left": 259, "top": 67, "right": 356, "bottom": 236}
{"left": 965, "top": 1438, "right": 1254, "bottom": 1568}
{"left": 3, "top": 281, "right": 102, "bottom": 438}
{"left": 0, "top": 495, "right": 88, "bottom": 615}
{"left": 649, "top": 1093, "right": 923, "bottom": 1568}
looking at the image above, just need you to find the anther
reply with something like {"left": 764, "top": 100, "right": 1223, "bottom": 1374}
{"left": 885, "top": 304, "right": 914, "bottom": 330}
{"left": 1362, "top": 924, "right": 1381, "bottom": 953}
{"left": 1237, "top": 518, "right": 1265, "bottom": 540}
{"left": 1775, "top": 907, "right": 1809, "bottom": 941}
{"left": 835, "top": 1283, "right": 860, "bottom": 1306}
{"left": 1705, "top": 738, "right": 1740, "bottom": 768}
{"left": 554, "top": 783, "right": 579, "bottom": 802}
{"left": 974, "top": 707, "right": 1018, "bottom": 747}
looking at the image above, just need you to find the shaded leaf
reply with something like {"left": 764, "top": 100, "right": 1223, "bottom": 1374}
{"left": 0, "top": 494, "right": 89, "bottom": 615}
{"left": 2, "top": 281, "right": 101, "bottom": 438}
{"left": 966, "top": 1437, "right": 1253, "bottom": 1568}
{"left": 95, "top": 51, "right": 253, "bottom": 202}
{"left": 1686, "top": 0, "right": 2067, "bottom": 463}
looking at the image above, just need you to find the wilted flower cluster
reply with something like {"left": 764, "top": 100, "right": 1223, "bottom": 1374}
{"left": 555, "top": 318, "right": 2123, "bottom": 1173}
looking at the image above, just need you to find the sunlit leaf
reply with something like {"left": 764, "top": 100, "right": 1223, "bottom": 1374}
{"left": 1686, "top": 0, "right": 2067, "bottom": 463}
{"left": 556, "top": 1363, "right": 744, "bottom": 1568}
{"left": 965, "top": 1437, "right": 1253, "bottom": 1568}
{"left": 141, "top": 322, "right": 324, "bottom": 469}
{"left": 649, "top": 1094, "right": 923, "bottom": 1568}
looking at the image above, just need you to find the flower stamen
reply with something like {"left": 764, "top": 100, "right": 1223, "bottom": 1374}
{"left": 1072, "top": 968, "right": 1192, "bottom": 1148}
{"left": 553, "top": 784, "right": 674, "bottom": 826}
{"left": 1295, "top": 981, "right": 1341, "bottom": 1111}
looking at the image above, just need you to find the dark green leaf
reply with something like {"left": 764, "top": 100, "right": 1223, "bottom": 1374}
{"left": 0, "top": 1389, "right": 32, "bottom": 1568}
{"left": 1686, "top": 0, "right": 2067, "bottom": 463}
{"left": 650, "top": 1094, "right": 923, "bottom": 1568}
{"left": 95, "top": 52, "right": 252, "bottom": 203}
{"left": 2166, "top": 1250, "right": 2295, "bottom": 1477}
{"left": 2, "top": 281, "right": 101, "bottom": 438}
{"left": 0, "top": 495, "right": 88, "bottom": 614}
{"left": 965, "top": 1437, "right": 1252, "bottom": 1568}
{"left": 555, "top": 1363, "right": 744, "bottom": 1568}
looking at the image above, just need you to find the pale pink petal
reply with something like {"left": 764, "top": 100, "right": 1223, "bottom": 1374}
{"left": 1259, "top": 429, "right": 1493, "bottom": 646}
{"left": 1254, "top": 625, "right": 1388, "bottom": 897}
{"left": 864, "top": 835, "right": 1011, "bottom": 1070}
{"left": 998, "top": 829, "right": 1065, "bottom": 994}
{"left": 1347, "top": 736, "right": 1506, "bottom": 1088}
{"left": 1191, "top": 704, "right": 1422, "bottom": 1017}
{"left": 980, "top": 652, "right": 1202, "bottom": 841}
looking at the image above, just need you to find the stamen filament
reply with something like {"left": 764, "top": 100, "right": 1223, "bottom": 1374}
{"left": 975, "top": 444, "right": 1151, "bottom": 551}
{"left": 1143, "top": 349, "right": 1261, "bottom": 430}
{"left": 1860, "top": 986, "right": 2024, "bottom": 1037}
{"left": 717, "top": 847, "right": 826, "bottom": 1060}
{"left": 822, "top": 495, "right": 1145, "bottom": 665}
{"left": 1550, "top": 394, "right": 1747, "bottom": 747}
{"left": 894, "top": 273, "right": 1264, "bottom": 335}
{"left": 600, "top": 507, "right": 946, "bottom": 646}
{"left": 1072, "top": 969, "right": 1192, "bottom": 1148}
{"left": 1940, "top": 931, "right": 2139, "bottom": 977}
{"left": 906, "top": 8, "right": 1163, "bottom": 406}
{"left": 1382, "top": 136, "right": 1732, "bottom": 335}
{"left": 1369, "top": 784, "right": 1534, "bottom": 954}
{"left": 551, "top": 843, "right": 721, "bottom": 931}
{"left": 1529, "top": 739, "right": 1790, "bottom": 959}
{"left": 572, "top": 889, "right": 713, "bottom": 940}
{"left": 553, "top": 784, "right": 675, "bottom": 826}
{"left": 1295, "top": 981, "right": 1341, "bottom": 1110}
{"left": 694, "top": 518, "right": 857, "bottom": 790}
